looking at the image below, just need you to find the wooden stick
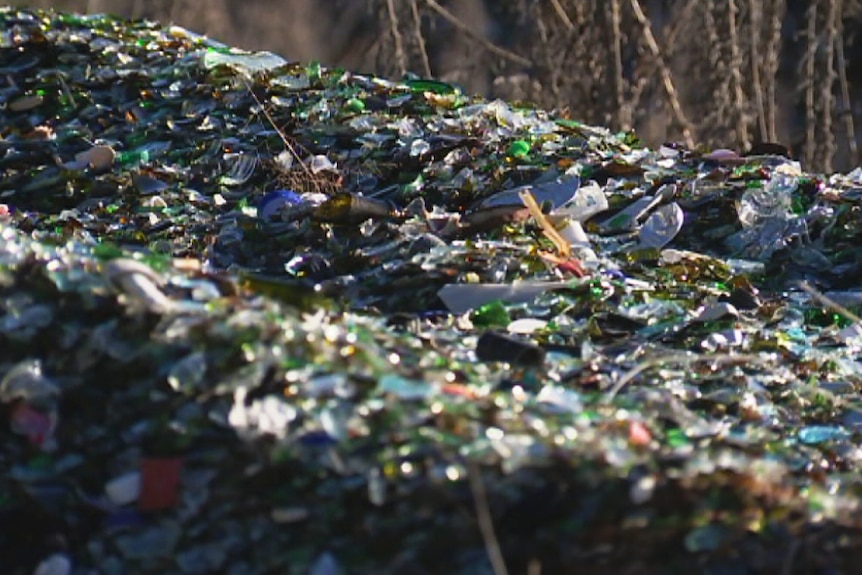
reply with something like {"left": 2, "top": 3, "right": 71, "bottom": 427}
{"left": 468, "top": 461, "right": 510, "bottom": 575}
{"left": 519, "top": 190, "right": 571, "bottom": 258}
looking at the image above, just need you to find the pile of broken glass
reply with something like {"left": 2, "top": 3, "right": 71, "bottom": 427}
{"left": 2, "top": 7, "right": 862, "bottom": 574}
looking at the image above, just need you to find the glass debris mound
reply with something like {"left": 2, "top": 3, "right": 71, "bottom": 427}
{"left": 2, "top": 7, "right": 862, "bottom": 575}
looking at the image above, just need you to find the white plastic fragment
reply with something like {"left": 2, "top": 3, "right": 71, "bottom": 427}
{"left": 506, "top": 318, "right": 548, "bottom": 334}
{"left": 202, "top": 49, "right": 287, "bottom": 76}
{"left": 32, "top": 554, "right": 71, "bottom": 575}
{"left": 738, "top": 174, "right": 797, "bottom": 227}
{"left": 476, "top": 176, "right": 580, "bottom": 211}
{"left": 270, "top": 74, "right": 311, "bottom": 90}
{"left": 73, "top": 145, "right": 115, "bottom": 170}
{"left": 536, "top": 385, "right": 583, "bottom": 413}
{"left": 228, "top": 386, "right": 297, "bottom": 440}
{"left": 600, "top": 183, "right": 676, "bottom": 233}
{"left": 554, "top": 179, "right": 608, "bottom": 221}
{"left": 554, "top": 219, "right": 598, "bottom": 261}
{"left": 694, "top": 302, "right": 739, "bottom": 322}
{"left": 837, "top": 323, "right": 862, "bottom": 345}
{"left": 103, "top": 258, "right": 174, "bottom": 313}
{"left": 701, "top": 329, "right": 745, "bottom": 351}
{"left": 638, "top": 202, "right": 684, "bottom": 249}
{"left": 105, "top": 471, "right": 141, "bottom": 505}
{"left": 773, "top": 160, "right": 803, "bottom": 176}
{"left": 0, "top": 360, "right": 59, "bottom": 405}
{"left": 310, "top": 552, "right": 342, "bottom": 575}
{"left": 271, "top": 506, "right": 310, "bottom": 523}
{"left": 410, "top": 139, "right": 430, "bottom": 157}
{"left": 630, "top": 474, "right": 657, "bottom": 505}
{"left": 309, "top": 154, "right": 337, "bottom": 174}
{"left": 377, "top": 374, "right": 434, "bottom": 400}
{"left": 437, "top": 280, "right": 571, "bottom": 314}
{"left": 219, "top": 153, "right": 258, "bottom": 186}
{"left": 555, "top": 218, "right": 590, "bottom": 247}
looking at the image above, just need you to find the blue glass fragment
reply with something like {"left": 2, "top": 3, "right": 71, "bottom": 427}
{"left": 259, "top": 189, "right": 303, "bottom": 221}
{"left": 797, "top": 425, "right": 850, "bottom": 445}
{"left": 299, "top": 430, "right": 337, "bottom": 447}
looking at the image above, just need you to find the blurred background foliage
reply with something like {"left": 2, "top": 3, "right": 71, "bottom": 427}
{"left": 11, "top": 0, "right": 862, "bottom": 172}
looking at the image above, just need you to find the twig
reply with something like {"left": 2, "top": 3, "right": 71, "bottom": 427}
{"left": 386, "top": 0, "right": 407, "bottom": 76}
{"left": 796, "top": 281, "right": 862, "bottom": 325}
{"left": 467, "top": 461, "right": 510, "bottom": 575}
{"left": 420, "top": 0, "right": 533, "bottom": 67}
{"left": 627, "top": 0, "right": 695, "bottom": 148}
{"left": 519, "top": 189, "right": 571, "bottom": 258}
{"left": 603, "top": 352, "right": 771, "bottom": 403}
{"left": 410, "top": 0, "right": 432, "bottom": 78}
{"left": 835, "top": 0, "right": 858, "bottom": 165}
{"left": 549, "top": 0, "right": 575, "bottom": 31}
{"left": 241, "top": 78, "right": 315, "bottom": 182}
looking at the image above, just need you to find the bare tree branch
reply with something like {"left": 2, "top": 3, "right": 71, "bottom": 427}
{"left": 549, "top": 0, "right": 575, "bottom": 31}
{"left": 385, "top": 0, "right": 407, "bottom": 76}
{"left": 657, "top": 0, "right": 699, "bottom": 60}
{"left": 822, "top": 0, "right": 838, "bottom": 172}
{"left": 410, "top": 0, "right": 432, "bottom": 78}
{"left": 628, "top": 0, "right": 694, "bottom": 148}
{"left": 420, "top": 0, "right": 533, "bottom": 67}
{"left": 765, "top": 0, "right": 786, "bottom": 142}
{"left": 835, "top": 0, "right": 858, "bottom": 164}
{"left": 468, "top": 461, "right": 510, "bottom": 575}
{"left": 533, "top": 6, "right": 562, "bottom": 103}
{"left": 609, "top": 0, "right": 628, "bottom": 130}
{"left": 728, "top": 0, "right": 750, "bottom": 149}
{"left": 749, "top": 0, "right": 769, "bottom": 142}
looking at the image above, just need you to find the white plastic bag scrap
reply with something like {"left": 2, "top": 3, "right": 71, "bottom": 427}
{"left": 228, "top": 386, "right": 297, "bottom": 440}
